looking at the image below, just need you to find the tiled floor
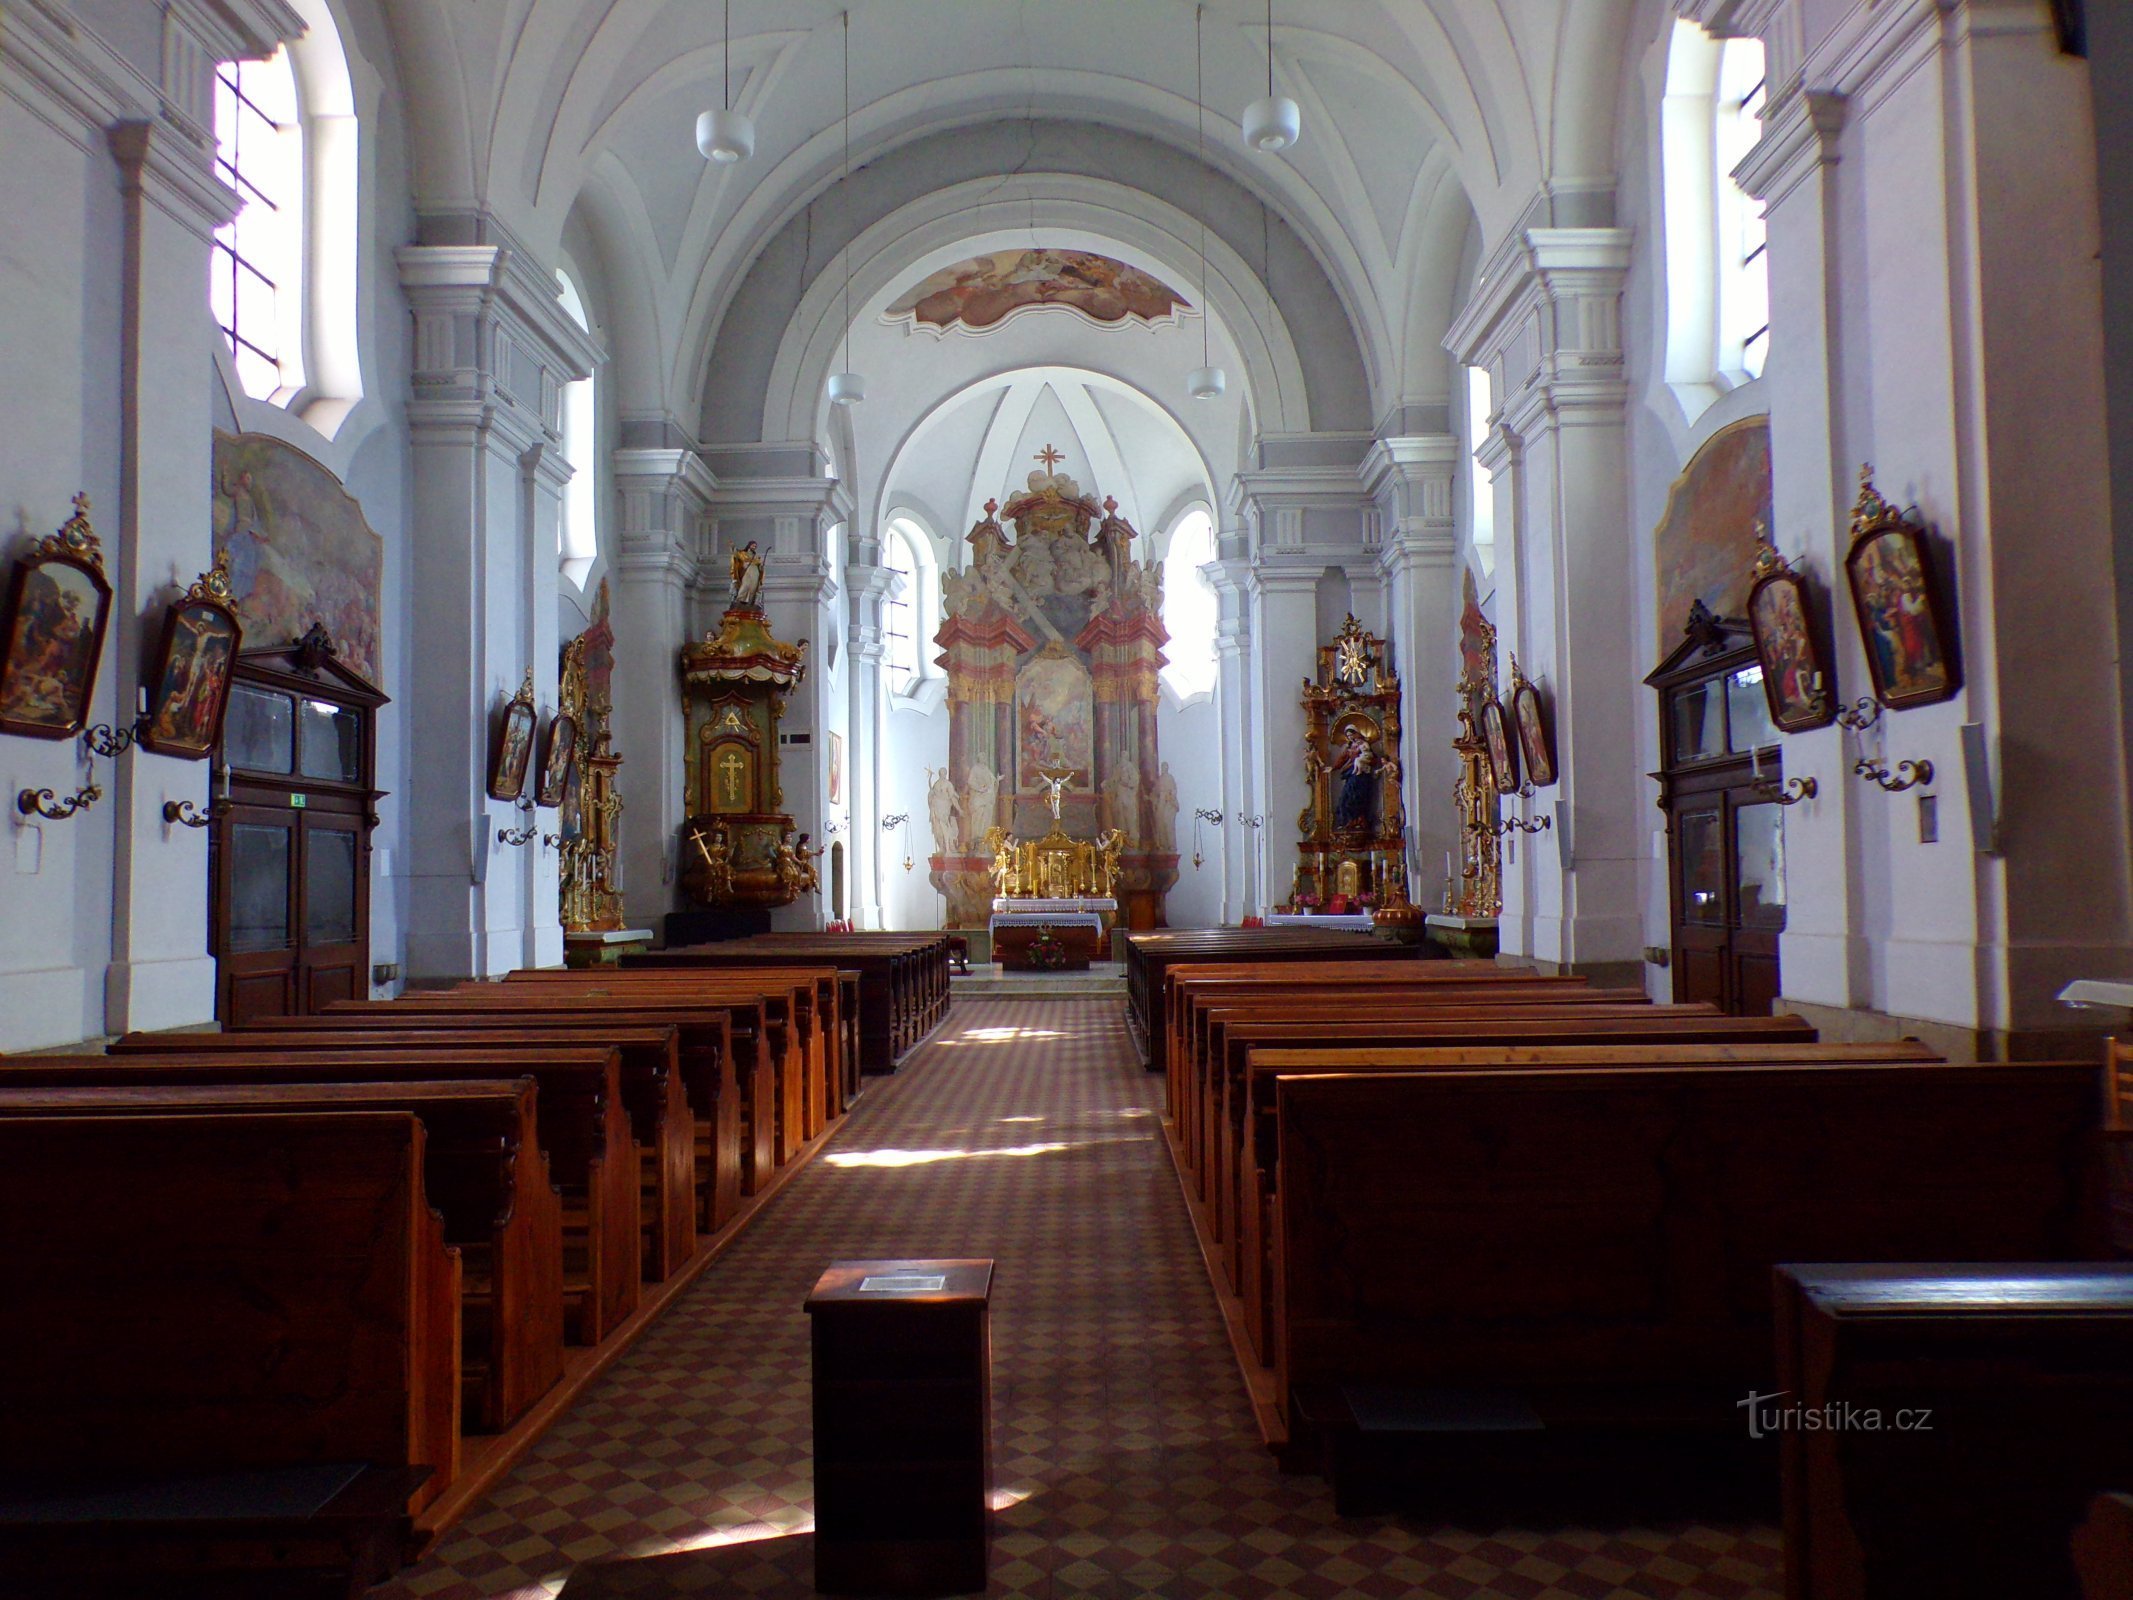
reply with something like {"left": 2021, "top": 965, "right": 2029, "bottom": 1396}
{"left": 368, "top": 999, "right": 1783, "bottom": 1600}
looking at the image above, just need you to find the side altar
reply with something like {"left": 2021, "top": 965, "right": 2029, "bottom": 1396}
{"left": 925, "top": 450, "right": 1180, "bottom": 931}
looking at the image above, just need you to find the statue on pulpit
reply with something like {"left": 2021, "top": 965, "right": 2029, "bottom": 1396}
{"left": 689, "top": 822, "right": 734, "bottom": 900}
{"left": 728, "top": 540, "right": 764, "bottom": 608}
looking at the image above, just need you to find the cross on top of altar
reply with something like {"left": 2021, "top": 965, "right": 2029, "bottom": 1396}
{"left": 1034, "top": 443, "right": 1065, "bottom": 471}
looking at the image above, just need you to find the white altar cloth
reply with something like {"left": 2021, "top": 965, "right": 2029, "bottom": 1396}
{"left": 989, "top": 910, "right": 1107, "bottom": 939}
{"left": 1263, "top": 912, "right": 1376, "bottom": 931}
{"left": 991, "top": 897, "right": 1117, "bottom": 915}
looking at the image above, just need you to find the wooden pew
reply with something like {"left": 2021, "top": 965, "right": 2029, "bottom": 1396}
{"left": 627, "top": 934, "right": 949, "bottom": 1074}
{"left": 1220, "top": 1038, "right": 1932, "bottom": 1361}
{"left": 0, "top": 1078, "right": 561, "bottom": 1437}
{"left": 307, "top": 996, "right": 745, "bottom": 1227}
{"left": 0, "top": 1112, "right": 459, "bottom": 1569}
{"left": 111, "top": 1024, "right": 696, "bottom": 1285}
{"left": 499, "top": 966, "right": 841, "bottom": 1153}
{"left": 1776, "top": 1262, "right": 2133, "bottom": 1600}
{"left": 1271, "top": 1060, "right": 2107, "bottom": 1461}
{"left": 8, "top": 1047, "right": 639, "bottom": 1346}
{"left": 1123, "top": 930, "right": 1430, "bottom": 1074}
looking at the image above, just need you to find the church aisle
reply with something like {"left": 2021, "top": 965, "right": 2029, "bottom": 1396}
{"left": 371, "top": 1000, "right": 1780, "bottom": 1600}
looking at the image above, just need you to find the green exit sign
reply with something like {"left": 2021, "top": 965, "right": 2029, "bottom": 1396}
{"left": 289, "top": 793, "right": 307, "bottom": 809}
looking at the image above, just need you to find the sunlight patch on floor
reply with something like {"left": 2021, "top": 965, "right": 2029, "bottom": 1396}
{"left": 823, "top": 1141, "right": 1072, "bottom": 1169}
{"left": 941, "top": 1025, "right": 1069, "bottom": 1044}
{"left": 615, "top": 1513, "right": 815, "bottom": 1561}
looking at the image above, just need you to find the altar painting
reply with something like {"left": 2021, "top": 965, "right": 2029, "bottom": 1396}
{"left": 1014, "top": 647, "right": 1093, "bottom": 791}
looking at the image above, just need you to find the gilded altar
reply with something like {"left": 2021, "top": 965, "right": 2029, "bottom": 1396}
{"left": 677, "top": 577, "right": 814, "bottom": 909}
{"left": 1289, "top": 615, "right": 1415, "bottom": 923}
{"left": 925, "top": 449, "right": 1177, "bottom": 928}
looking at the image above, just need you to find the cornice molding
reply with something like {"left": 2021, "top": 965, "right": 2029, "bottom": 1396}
{"left": 612, "top": 446, "right": 719, "bottom": 510}
{"left": 1735, "top": 89, "right": 1849, "bottom": 210}
{"left": 2, "top": 3, "right": 155, "bottom": 156}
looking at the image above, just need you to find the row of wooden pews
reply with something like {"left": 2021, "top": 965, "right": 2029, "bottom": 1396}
{"left": 1145, "top": 944, "right": 2129, "bottom": 1591}
{"left": 1123, "top": 926, "right": 1435, "bottom": 1078}
{"left": 626, "top": 931, "right": 952, "bottom": 1077}
{"left": 0, "top": 955, "right": 867, "bottom": 1599}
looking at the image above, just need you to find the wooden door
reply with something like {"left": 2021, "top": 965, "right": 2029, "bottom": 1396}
{"left": 1666, "top": 785, "right": 1787, "bottom": 1016}
{"left": 215, "top": 797, "right": 299, "bottom": 1026}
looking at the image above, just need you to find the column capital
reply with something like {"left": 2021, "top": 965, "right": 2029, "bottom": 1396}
{"left": 1737, "top": 88, "right": 1848, "bottom": 211}
{"left": 1446, "top": 225, "right": 1631, "bottom": 427}
{"left": 106, "top": 118, "right": 234, "bottom": 242}
{"left": 1362, "top": 433, "right": 1460, "bottom": 573}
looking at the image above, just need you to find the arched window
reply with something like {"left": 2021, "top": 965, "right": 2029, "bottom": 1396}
{"left": 1661, "top": 20, "right": 1769, "bottom": 417}
{"left": 211, "top": 1, "right": 361, "bottom": 428}
{"left": 557, "top": 269, "right": 598, "bottom": 589}
{"left": 1465, "top": 365, "right": 1496, "bottom": 574}
{"left": 881, "top": 518, "right": 940, "bottom": 698}
{"left": 1159, "top": 506, "right": 1218, "bottom": 702}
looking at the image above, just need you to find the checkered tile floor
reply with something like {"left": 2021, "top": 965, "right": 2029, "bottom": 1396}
{"left": 368, "top": 999, "right": 1782, "bottom": 1599}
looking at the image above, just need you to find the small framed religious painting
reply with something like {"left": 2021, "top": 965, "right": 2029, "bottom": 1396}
{"left": 1844, "top": 468, "right": 1960, "bottom": 710}
{"left": 1745, "top": 541, "right": 1835, "bottom": 734}
{"left": 488, "top": 669, "right": 538, "bottom": 801}
{"left": 535, "top": 710, "right": 579, "bottom": 808}
{"left": 140, "top": 554, "right": 244, "bottom": 759}
{"left": 0, "top": 495, "right": 113, "bottom": 741}
{"left": 1506, "top": 654, "right": 1556, "bottom": 788}
{"left": 827, "top": 729, "right": 844, "bottom": 806}
{"left": 1481, "top": 695, "right": 1521, "bottom": 793}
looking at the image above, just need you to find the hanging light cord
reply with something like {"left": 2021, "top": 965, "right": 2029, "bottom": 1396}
{"left": 723, "top": 0, "right": 731, "bottom": 110}
{"left": 1265, "top": 0, "right": 1275, "bottom": 101}
{"left": 842, "top": 8, "right": 852, "bottom": 377}
{"left": 1196, "top": 4, "right": 1209, "bottom": 369}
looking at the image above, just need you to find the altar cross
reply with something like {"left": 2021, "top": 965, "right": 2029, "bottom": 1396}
{"left": 718, "top": 748, "right": 746, "bottom": 806}
{"left": 1034, "top": 443, "right": 1065, "bottom": 472}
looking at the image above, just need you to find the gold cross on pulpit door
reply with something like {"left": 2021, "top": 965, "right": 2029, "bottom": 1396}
{"left": 718, "top": 748, "right": 746, "bottom": 808}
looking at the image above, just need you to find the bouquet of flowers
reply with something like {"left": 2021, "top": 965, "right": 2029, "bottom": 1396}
{"left": 1027, "top": 928, "right": 1071, "bottom": 970}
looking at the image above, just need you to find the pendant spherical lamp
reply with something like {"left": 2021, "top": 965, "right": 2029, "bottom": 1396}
{"left": 1186, "top": 365, "right": 1226, "bottom": 401}
{"left": 1241, "top": 94, "right": 1300, "bottom": 153}
{"left": 1241, "top": 0, "right": 1300, "bottom": 154}
{"left": 696, "top": 107, "right": 754, "bottom": 164}
{"left": 826, "top": 371, "right": 867, "bottom": 406}
{"left": 697, "top": 1, "right": 754, "bottom": 165}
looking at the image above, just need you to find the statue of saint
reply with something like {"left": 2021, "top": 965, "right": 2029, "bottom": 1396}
{"left": 728, "top": 540, "right": 765, "bottom": 607}
{"left": 965, "top": 759, "right": 998, "bottom": 841}
{"left": 1332, "top": 727, "right": 1379, "bottom": 834}
{"left": 1102, "top": 768, "right": 1141, "bottom": 843}
{"left": 1149, "top": 761, "right": 1179, "bottom": 853}
{"left": 689, "top": 822, "right": 734, "bottom": 901}
{"left": 984, "top": 826, "right": 1017, "bottom": 897}
{"left": 926, "top": 767, "right": 965, "bottom": 855}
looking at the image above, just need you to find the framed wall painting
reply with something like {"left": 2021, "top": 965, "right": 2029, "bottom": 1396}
{"left": 1745, "top": 534, "right": 1836, "bottom": 733}
{"left": 1506, "top": 654, "right": 1556, "bottom": 787}
{"left": 1481, "top": 694, "right": 1520, "bottom": 793}
{"left": 827, "top": 729, "right": 844, "bottom": 806}
{"left": 536, "top": 710, "right": 579, "bottom": 808}
{"left": 140, "top": 553, "right": 244, "bottom": 758}
{"left": 1844, "top": 468, "right": 1960, "bottom": 710}
{"left": 488, "top": 669, "right": 538, "bottom": 801}
{"left": 0, "top": 494, "right": 112, "bottom": 741}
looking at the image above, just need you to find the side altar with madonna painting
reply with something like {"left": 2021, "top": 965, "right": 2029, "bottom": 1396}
{"left": 675, "top": 545, "right": 821, "bottom": 913}
{"left": 925, "top": 448, "right": 1179, "bottom": 948}
{"left": 1283, "top": 614, "right": 1418, "bottom": 929}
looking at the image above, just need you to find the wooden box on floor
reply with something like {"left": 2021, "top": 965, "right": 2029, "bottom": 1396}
{"left": 805, "top": 1259, "right": 993, "bottom": 1597}
{"left": 1775, "top": 1264, "right": 2133, "bottom": 1600}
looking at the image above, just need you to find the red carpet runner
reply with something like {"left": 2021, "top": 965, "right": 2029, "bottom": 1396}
{"left": 371, "top": 998, "right": 1780, "bottom": 1599}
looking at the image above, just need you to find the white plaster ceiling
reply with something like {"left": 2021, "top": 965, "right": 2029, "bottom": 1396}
{"left": 375, "top": 0, "right": 1637, "bottom": 432}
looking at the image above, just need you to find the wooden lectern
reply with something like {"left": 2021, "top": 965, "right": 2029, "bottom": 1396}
{"left": 805, "top": 1259, "right": 993, "bottom": 1596}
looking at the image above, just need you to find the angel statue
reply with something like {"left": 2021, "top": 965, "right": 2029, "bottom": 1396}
{"left": 983, "top": 826, "right": 1017, "bottom": 897}
{"left": 689, "top": 822, "right": 734, "bottom": 901}
{"left": 729, "top": 540, "right": 765, "bottom": 607}
{"left": 1096, "top": 827, "right": 1126, "bottom": 898}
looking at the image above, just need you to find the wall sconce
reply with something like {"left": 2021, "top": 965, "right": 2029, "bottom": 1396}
{"left": 1752, "top": 775, "right": 1818, "bottom": 807}
{"left": 163, "top": 755, "right": 233, "bottom": 830}
{"left": 497, "top": 794, "right": 539, "bottom": 846}
{"left": 882, "top": 812, "right": 912, "bottom": 872}
{"left": 19, "top": 779, "right": 101, "bottom": 821}
{"left": 1191, "top": 806, "right": 1225, "bottom": 870}
{"left": 1854, "top": 756, "right": 1933, "bottom": 794}
{"left": 1833, "top": 697, "right": 1882, "bottom": 733}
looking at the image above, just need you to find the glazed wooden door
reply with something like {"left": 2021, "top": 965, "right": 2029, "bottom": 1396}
{"left": 216, "top": 797, "right": 299, "bottom": 1026}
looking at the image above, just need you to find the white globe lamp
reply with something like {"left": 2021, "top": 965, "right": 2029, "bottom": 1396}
{"left": 696, "top": 107, "right": 754, "bottom": 164}
{"left": 1241, "top": 94, "right": 1301, "bottom": 153}
{"left": 827, "top": 371, "right": 867, "bottom": 406}
{"left": 1186, "top": 365, "right": 1227, "bottom": 401}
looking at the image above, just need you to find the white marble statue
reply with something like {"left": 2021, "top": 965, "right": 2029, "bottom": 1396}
{"left": 926, "top": 767, "right": 965, "bottom": 856}
{"left": 1149, "top": 761, "right": 1179, "bottom": 854}
{"left": 965, "top": 759, "right": 998, "bottom": 842}
{"left": 1103, "top": 767, "right": 1141, "bottom": 844}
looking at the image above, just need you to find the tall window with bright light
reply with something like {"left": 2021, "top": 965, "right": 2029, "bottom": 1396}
{"left": 882, "top": 520, "right": 939, "bottom": 698}
{"left": 1466, "top": 366, "right": 1496, "bottom": 566}
{"left": 557, "top": 270, "right": 598, "bottom": 589}
{"left": 1159, "top": 507, "right": 1219, "bottom": 702}
{"left": 213, "top": 48, "right": 305, "bottom": 402}
{"left": 1661, "top": 21, "right": 1770, "bottom": 415}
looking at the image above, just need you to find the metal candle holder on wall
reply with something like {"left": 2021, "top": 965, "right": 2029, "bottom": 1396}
{"left": 497, "top": 794, "right": 539, "bottom": 847}
{"left": 1832, "top": 697, "right": 1882, "bottom": 733}
{"left": 1752, "top": 775, "right": 1819, "bottom": 807}
{"left": 882, "top": 812, "right": 912, "bottom": 872}
{"left": 18, "top": 727, "right": 115, "bottom": 821}
{"left": 163, "top": 755, "right": 234, "bottom": 830}
{"left": 1854, "top": 757, "right": 1933, "bottom": 794}
{"left": 1191, "top": 807, "right": 1225, "bottom": 870}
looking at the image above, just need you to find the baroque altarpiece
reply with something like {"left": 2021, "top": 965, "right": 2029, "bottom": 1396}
{"left": 1292, "top": 614, "right": 1414, "bottom": 917}
{"left": 926, "top": 457, "right": 1179, "bottom": 928}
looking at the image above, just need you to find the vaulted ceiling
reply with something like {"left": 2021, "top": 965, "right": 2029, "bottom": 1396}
{"left": 377, "top": 0, "right": 1636, "bottom": 435}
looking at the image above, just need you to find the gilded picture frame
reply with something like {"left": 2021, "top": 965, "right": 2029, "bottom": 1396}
{"left": 535, "top": 710, "right": 579, "bottom": 808}
{"left": 140, "top": 554, "right": 244, "bottom": 759}
{"left": 1843, "top": 468, "right": 1960, "bottom": 710}
{"left": 1506, "top": 654, "right": 1556, "bottom": 788}
{"left": 0, "top": 495, "right": 113, "bottom": 742}
{"left": 1745, "top": 535, "right": 1836, "bottom": 734}
{"left": 1481, "top": 695, "right": 1520, "bottom": 793}
{"left": 488, "top": 669, "right": 538, "bottom": 801}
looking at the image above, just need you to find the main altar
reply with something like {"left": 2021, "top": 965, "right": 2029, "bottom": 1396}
{"left": 926, "top": 449, "right": 1179, "bottom": 936}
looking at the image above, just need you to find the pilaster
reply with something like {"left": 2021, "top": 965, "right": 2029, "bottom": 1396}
{"left": 1206, "top": 553, "right": 1256, "bottom": 920}
{"left": 1448, "top": 224, "right": 1640, "bottom": 969}
{"left": 396, "top": 237, "right": 600, "bottom": 980}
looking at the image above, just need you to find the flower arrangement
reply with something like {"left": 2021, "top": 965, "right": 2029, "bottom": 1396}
{"left": 1295, "top": 891, "right": 1322, "bottom": 912}
{"left": 1026, "top": 928, "right": 1072, "bottom": 970}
